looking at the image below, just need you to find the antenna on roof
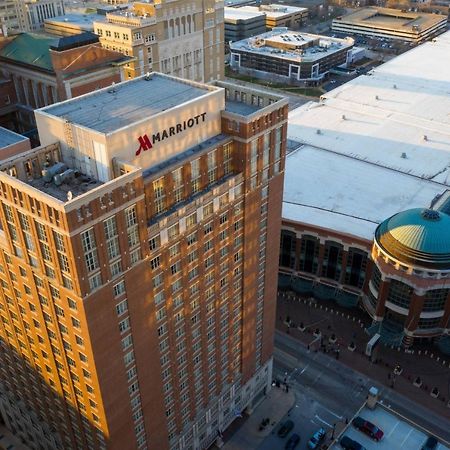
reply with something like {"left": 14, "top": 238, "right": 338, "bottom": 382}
{"left": 144, "top": 72, "right": 152, "bottom": 80}
{"left": 67, "top": 191, "right": 73, "bottom": 201}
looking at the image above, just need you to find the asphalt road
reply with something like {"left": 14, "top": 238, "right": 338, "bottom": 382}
{"left": 258, "top": 331, "right": 450, "bottom": 450}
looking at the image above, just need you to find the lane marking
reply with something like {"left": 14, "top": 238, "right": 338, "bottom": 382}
{"left": 319, "top": 406, "right": 343, "bottom": 420}
{"left": 300, "top": 364, "right": 309, "bottom": 375}
{"left": 387, "top": 421, "right": 399, "bottom": 438}
{"left": 400, "top": 428, "right": 413, "bottom": 447}
{"left": 315, "top": 415, "right": 333, "bottom": 428}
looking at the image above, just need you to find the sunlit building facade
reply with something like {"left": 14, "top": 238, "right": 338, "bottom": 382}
{"left": 0, "top": 73, "right": 288, "bottom": 450}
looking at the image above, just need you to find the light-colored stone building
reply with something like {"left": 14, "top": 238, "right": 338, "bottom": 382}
{"left": 94, "top": 0, "right": 225, "bottom": 82}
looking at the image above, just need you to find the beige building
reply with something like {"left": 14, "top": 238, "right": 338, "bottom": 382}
{"left": 0, "top": 0, "right": 19, "bottom": 34}
{"left": 94, "top": 0, "right": 224, "bottom": 82}
{"left": 237, "top": 4, "right": 309, "bottom": 30}
{"left": 332, "top": 7, "right": 447, "bottom": 43}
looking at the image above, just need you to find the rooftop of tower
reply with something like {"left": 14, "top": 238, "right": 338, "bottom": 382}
{"left": 39, "top": 73, "right": 219, "bottom": 134}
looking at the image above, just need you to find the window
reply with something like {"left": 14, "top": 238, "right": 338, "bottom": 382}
{"left": 169, "top": 243, "right": 180, "bottom": 259}
{"left": 168, "top": 224, "right": 179, "bottom": 240}
{"left": 89, "top": 273, "right": 102, "bottom": 291}
{"left": 204, "top": 202, "right": 213, "bottom": 218}
{"left": 387, "top": 280, "right": 413, "bottom": 309}
{"left": 207, "top": 150, "right": 217, "bottom": 183}
{"left": 116, "top": 299, "right": 128, "bottom": 316}
{"left": 153, "top": 178, "right": 166, "bottom": 214}
{"left": 119, "top": 317, "right": 131, "bottom": 333}
{"left": 191, "top": 159, "right": 201, "bottom": 194}
{"left": 110, "top": 260, "right": 122, "bottom": 278}
{"left": 149, "top": 235, "right": 161, "bottom": 251}
{"left": 104, "top": 216, "right": 120, "bottom": 260}
{"left": 170, "top": 261, "right": 181, "bottom": 275}
{"left": 187, "top": 232, "right": 197, "bottom": 247}
{"left": 122, "top": 334, "right": 133, "bottom": 350}
{"left": 72, "top": 317, "right": 81, "bottom": 328}
{"left": 186, "top": 213, "right": 197, "bottom": 229}
{"left": 423, "top": 289, "right": 448, "bottom": 312}
{"left": 150, "top": 256, "right": 161, "bottom": 270}
{"left": 153, "top": 273, "right": 163, "bottom": 288}
{"left": 124, "top": 350, "right": 135, "bottom": 366}
{"left": 81, "top": 229, "right": 99, "bottom": 272}
{"left": 114, "top": 281, "right": 125, "bottom": 297}
{"left": 156, "top": 307, "right": 166, "bottom": 322}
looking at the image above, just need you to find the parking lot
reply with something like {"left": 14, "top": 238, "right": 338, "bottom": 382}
{"left": 330, "top": 406, "right": 450, "bottom": 450}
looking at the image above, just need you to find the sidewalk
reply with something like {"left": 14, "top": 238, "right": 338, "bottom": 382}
{"left": 277, "top": 293, "right": 450, "bottom": 419}
{"left": 219, "top": 387, "right": 295, "bottom": 450}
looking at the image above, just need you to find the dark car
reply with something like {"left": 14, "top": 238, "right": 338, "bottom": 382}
{"left": 278, "top": 420, "right": 294, "bottom": 438}
{"left": 340, "top": 435, "right": 366, "bottom": 450}
{"left": 352, "top": 416, "right": 384, "bottom": 441}
{"left": 307, "top": 427, "right": 326, "bottom": 449}
{"left": 285, "top": 433, "right": 300, "bottom": 450}
{"left": 422, "top": 436, "right": 438, "bottom": 450}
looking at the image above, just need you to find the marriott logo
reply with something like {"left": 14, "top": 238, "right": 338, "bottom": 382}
{"left": 136, "top": 112, "right": 207, "bottom": 156}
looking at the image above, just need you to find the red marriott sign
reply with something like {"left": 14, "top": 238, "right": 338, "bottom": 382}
{"left": 136, "top": 112, "right": 207, "bottom": 156}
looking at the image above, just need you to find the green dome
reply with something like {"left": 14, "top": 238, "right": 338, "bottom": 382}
{"left": 375, "top": 208, "right": 450, "bottom": 270}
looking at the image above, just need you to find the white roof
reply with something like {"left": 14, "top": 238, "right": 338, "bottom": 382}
{"left": 240, "top": 4, "right": 308, "bottom": 17}
{"left": 224, "top": 7, "right": 265, "bottom": 21}
{"left": 283, "top": 145, "right": 445, "bottom": 240}
{"left": 284, "top": 31, "right": 450, "bottom": 240}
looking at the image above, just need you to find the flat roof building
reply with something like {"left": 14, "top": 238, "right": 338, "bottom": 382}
{"left": 94, "top": 0, "right": 224, "bottom": 82}
{"left": 230, "top": 29, "right": 354, "bottom": 83}
{"left": 332, "top": 7, "right": 447, "bottom": 43}
{"left": 238, "top": 4, "right": 309, "bottom": 29}
{"left": 0, "top": 126, "right": 30, "bottom": 159}
{"left": 280, "top": 31, "right": 450, "bottom": 350}
{"left": 0, "top": 72, "right": 288, "bottom": 450}
{"left": 224, "top": 7, "right": 267, "bottom": 43}
{"left": 44, "top": 13, "right": 105, "bottom": 36}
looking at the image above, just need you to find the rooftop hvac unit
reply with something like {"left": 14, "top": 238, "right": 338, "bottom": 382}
{"left": 42, "top": 162, "right": 66, "bottom": 183}
{"left": 54, "top": 169, "right": 76, "bottom": 186}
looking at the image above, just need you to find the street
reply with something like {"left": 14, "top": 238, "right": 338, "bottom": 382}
{"left": 255, "top": 331, "right": 450, "bottom": 450}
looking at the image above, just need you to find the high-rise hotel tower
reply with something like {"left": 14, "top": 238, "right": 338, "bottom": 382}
{"left": 0, "top": 73, "right": 288, "bottom": 450}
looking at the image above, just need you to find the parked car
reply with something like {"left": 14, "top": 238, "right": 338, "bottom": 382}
{"left": 422, "top": 435, "right": 438, "bottom": 450}
{"left": 352, "top": 416, "right": 384, "bottom": 441}
{"left": 340, "top": 435, "right": 366, "bottom": 450}
{"left": 307, "top": 427, "right": 326, "bottom": 449}
{"left": 285, "top": 433, "right": 301, "bottom": 450}
{"left": 278, "top": 420, "right": 294, "bottom": 438}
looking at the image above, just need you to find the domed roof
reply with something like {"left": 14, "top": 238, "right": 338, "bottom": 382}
{"left": 375, "top": 208, "right": 450, "bottom": 270}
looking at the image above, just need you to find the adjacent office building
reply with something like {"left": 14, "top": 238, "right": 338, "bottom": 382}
{"left": 225, "top": 4, "right": 308, "bottom": 44}
{"left": 224, "top": 7, "right": 267, "bottom": 43}
{"left": 0, "top": 73, "right": 288, "bottom": 450}
{"left": 238, "top": 4, "right": 308, "bottom": 30}
{"left": 94, "top": 0, "right": 224, "bottom": 81}
{"left": 15, "top": 0, "right": 65, "bottom": 32}
{"left": 44, "top": 13, "right": 104, "bottom": 36}
{"left": 279, "top": 31, "right": 450, "bottom": 351}
{"left": 230, "top": 29, "right": 354, "bottom": 84}
{"left": 332, "top": 7, "right": 447, "bottom": 43}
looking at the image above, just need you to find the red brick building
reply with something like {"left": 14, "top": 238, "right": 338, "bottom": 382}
{"left": 0, "top": 73, "right": 288, "bottom": 450}
{"left": 0, "top": 32, "right": 130, "bottom": 140}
